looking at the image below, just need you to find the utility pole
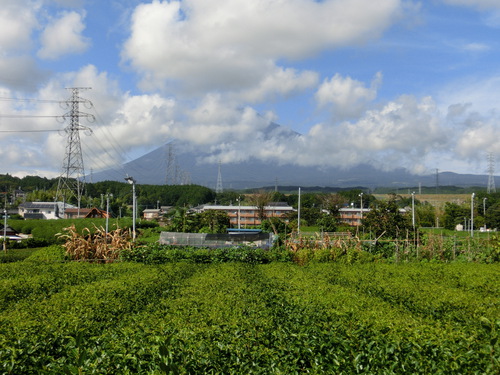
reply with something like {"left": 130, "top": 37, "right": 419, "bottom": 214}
{"left": 56, "top": 87, "right": 94, "bottom": 217}
{"left": 297, "top": 187, "right": 301, "bottom": 235}
{"left": 359, "top": 192, "right": 364, "bottom": 221}
{"left": 471, "top": 193, "right": 475, "bottom": 237}
{"left": 411, "top": 192, "right": 415, "bottom": 228}
{"left": 2, "top": 193, "right": 7, "bottom": 252}
{"left": 125, "top": 176, "right": 136, "bottom": 241}
{"left": 487, "top": 153, "right": 496, "bottom": 194}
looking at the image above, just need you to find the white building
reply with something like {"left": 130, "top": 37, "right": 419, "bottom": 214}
{"left": 18, "top": 202, "right": 75, "bottom": 220}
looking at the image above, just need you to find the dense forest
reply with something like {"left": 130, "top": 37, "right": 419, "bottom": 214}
{"left": 0, "top": 174, "right": 215, "bottom": 214}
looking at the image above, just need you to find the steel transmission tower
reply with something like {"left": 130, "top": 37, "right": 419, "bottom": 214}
{"left": 216, "top": 161, "right": 223, "bottom": 193}
{"left": 165, "top": 143, "right": 177, "bottom": 185}
{"left": 56, "top": 87, "right": 94, "bottom": 215}
{"left": 487, "top": 153, "right": 496, "bottom": 194}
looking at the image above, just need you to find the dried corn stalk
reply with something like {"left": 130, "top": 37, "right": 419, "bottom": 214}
{"left": 57, "top": 224, "right": 132, "bottom": 262}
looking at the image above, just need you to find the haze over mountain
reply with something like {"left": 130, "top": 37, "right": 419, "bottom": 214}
{"left": 91, "top": 123, "right": 497, "bottom": 190}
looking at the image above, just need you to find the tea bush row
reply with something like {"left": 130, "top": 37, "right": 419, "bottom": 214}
{"left": 0, "top": 260, "right": 497, "bottom": 373}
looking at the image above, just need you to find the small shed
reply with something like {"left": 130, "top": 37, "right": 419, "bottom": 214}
{"left": 143, "top": 209, "right": 161, "bottom": 220}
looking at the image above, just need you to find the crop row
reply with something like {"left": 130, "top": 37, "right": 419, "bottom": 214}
{"left": 0, "top": 259, "right": 498, "bottom": 374}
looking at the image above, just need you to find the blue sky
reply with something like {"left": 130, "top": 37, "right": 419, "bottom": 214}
{"left": 1, "top": 0, "right": 500, "bottom": 181}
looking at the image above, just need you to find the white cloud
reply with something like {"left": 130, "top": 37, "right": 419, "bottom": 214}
{"left": 38, "top": 11, "right": 90, "bottom": 59}
{"left": 0, "top": 0, "right": 38, "bottom": 52}
{"left": 462, "top": 42, "right": 490, "bottom": 52}
{"left": 240, "top": 67, "right": 319, "bottom": 103}
{"left": 122, "top": 0, "right": 404, "bottom": 96}
{"left": 438, "top": 75, "right": 500, "bottom": 115}
{"left": 454, "top": 118, "right": 500, "bottom": 163}
{"left": 194, "top": 95, "right": 450, "bottom": 174}
{"left": 315, "top": 72, "right": 382, "bottom": 120}
{"left": 0, "top": 56, "right": 48, "bottom": 91}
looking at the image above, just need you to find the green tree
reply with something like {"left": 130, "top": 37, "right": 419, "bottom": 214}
{"left": 362, "top": 197, "right": 413, "bottom": 239}
{"left": 247, "top": 190, "right": 273, "bottom": 221}
{"left": 415, "top": 202, "right": 436, "bottom": 227}
{"left": 197, "top": 210, "right": 230, "bottom": 233}
{"left": 166, "top": 207, "right": 198, "bottom": 233}
{"left": 316, "top": 213, "right": 338, "bottom": 232}
{"left": 485, "top": 202, "right": 500, "bottom": 230}
{"left": 441, "top": 202, "right": 469, "bottom": 230}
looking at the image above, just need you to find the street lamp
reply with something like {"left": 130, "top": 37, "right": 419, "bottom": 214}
{"left": 483, "top": 197, "right": 487, "bottom": 231}
{"left": 105, "top": 193, "right": 113, "bottom": 235}
{"left": 3, "top": 209, "right": 7, "bottom": 252}
{"left": 471, "top": 193, "right": 475, "bottom": 237}
{"left": 125, "top": 176, "right": 136, "bottom": 241}
{"left": 237, "top": 195, "right": 241, "bottom": 229}
{"left": 359, "top": 192, "right": 364, "bottom": 221}
{"left": 411, "top": 191, "right": 415, "bottom": 228}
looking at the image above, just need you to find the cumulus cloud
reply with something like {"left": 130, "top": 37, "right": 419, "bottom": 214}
{"left": 315, "top": 72, "right": 382, "bottom": 120}
{"left": 38, "top": 11, "right": 90, "bottom": 59}
{"left": 122, "top": 0, "right": 403, "bottom": 96}
{"left": 193, "top": 95, "right": 450, "bottom": 174}
{"left": 0, "top": 56, "right": 48, "bottom": 91}
{"left": 4, "top": 0, "right": 500, "bottom": 181}
{"left": 0, "top": 0, "right": 38, "bottom": 51}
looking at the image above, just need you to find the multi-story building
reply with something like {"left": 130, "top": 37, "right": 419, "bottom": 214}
{"left": 339, "top": 207, "right": 369, "bottom": 227}
{"left": 193, "top": 202, "right": 295, "bottom": 227}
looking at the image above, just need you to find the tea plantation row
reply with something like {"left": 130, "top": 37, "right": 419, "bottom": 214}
{"left": 0, "top": 249, "right": 498, "bottom": 374}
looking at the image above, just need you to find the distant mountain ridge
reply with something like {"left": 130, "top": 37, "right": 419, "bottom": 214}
{"left": 90, "top": 123, "right": 497, "bottom": 190}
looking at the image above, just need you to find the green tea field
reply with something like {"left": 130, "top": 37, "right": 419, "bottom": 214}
{"left": 0, "top": 257, "right": 498, "bottom": 374}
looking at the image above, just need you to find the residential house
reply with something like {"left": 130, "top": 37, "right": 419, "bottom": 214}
{"left": 143, "top": 209, "right": 161, "bottom": 220}
{"left": 18, "top": 202, "right": 74, "bottom": 219}
{"left": 64, "top": 207, "right": 109, "bottom": 219}
{"left": 0, "top": 224, "right": 22, "bottom": 240}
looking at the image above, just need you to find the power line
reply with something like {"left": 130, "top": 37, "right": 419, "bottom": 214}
{"left": 0, "top": 115, "right": 62, "bottom": 118}
{"left": 0, "top": 97, "right": 63, "bottom": 103}
{"left": 0, "top": 129, "right": 61, "bottom": 133}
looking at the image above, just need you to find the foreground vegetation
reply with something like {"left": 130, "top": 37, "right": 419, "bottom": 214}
{"left": 0, "top": 247, "right": 498, "bottom": 374}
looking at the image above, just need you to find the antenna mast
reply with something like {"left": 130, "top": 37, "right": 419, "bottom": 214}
{"left": 56, "top": 87, "right": 94, "bottom": 216}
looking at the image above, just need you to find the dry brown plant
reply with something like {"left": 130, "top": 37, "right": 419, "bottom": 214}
{"left": 57, "top": 224, "right": 132, "bottom": 262}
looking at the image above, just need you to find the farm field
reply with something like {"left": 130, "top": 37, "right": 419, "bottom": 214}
{"left": 0, "top": 257, "right": 498, "bottom": 374}
{"left": 375, "top": 193, "right": 469, "bottom": 208}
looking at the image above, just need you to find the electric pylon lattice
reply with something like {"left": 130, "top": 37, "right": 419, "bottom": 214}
{"left": 216, "top": 161, "right": 223, "bottom": 193}
{"left": 56, "top": 87, "right": 95, "bottom": 214}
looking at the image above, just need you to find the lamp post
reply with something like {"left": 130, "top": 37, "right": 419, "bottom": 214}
{"left": 471, "top": 193, "right": 475, "bottom": 237}
{"left": 483, "top": 197, "right": 487, "bottom": 231}
{"left": 3, "top": 209, "right": 6, "bottom": 252}
{"left": 359, "top": 192, "right": 364, "bottom": 222}
{"left": 411, "top": 191, "right": 415, "bottom": 228}
{"left": 125, "top": 176, "right": 136, "bottom": 241}
{"left": 237, "top": 195, "right": 241, "bottom": 229}
{"left": 297, "top": 187, "right": 301, "bottom": 235}
{"left": 105, "top": 193, "right": 113, "bottom": 235}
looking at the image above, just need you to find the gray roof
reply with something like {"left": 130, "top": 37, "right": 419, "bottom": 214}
{"left": 19, "top": 202, "right": 75, "bottom": 210}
